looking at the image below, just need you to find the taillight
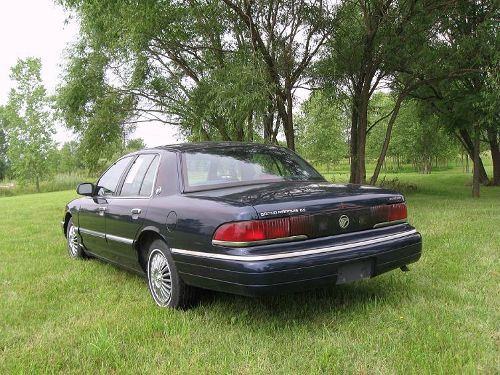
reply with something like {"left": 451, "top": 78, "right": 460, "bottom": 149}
{"left": 388, "top": 203, "right": 407, "bottom": 222}
{"left": 213, "top": 217, "right": 305, "bottom": 246}
{"left": 372, "top": 203, "right": 407, "bottom": 224}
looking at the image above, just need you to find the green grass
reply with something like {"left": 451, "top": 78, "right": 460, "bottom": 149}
{"left": 0, "top": 168, "right": 499, "bottom": 374}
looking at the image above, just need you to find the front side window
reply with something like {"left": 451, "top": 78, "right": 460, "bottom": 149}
{"left": 120, "top": 154, "right": 157, "bottom": 197}
{"left": 96, "top": 156, "right": 134, "bottom": 196}
{"left": 182, "top": 146, "right": 324, "bottom": 191}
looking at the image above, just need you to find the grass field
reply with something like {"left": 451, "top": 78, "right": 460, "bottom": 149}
{"left": 1, "top": 168, "right": 499, "bottom": 374}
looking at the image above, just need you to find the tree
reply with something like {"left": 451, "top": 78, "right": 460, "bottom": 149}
{"left": 316, "top": 0, "right": 468, "bottom": 184}
{"left": 390, "top": 100, "right": 459, "bottom": 173}
{"left": 480, "top": 59, "right": 500, "bottom": 186}
{"left": 126, "top": 138, "right": 146, "bottom": 153}
{"left": 55, "top": 141, "right": 85, "bottom": 174}
{"left": 57, "top": 0, "right": 273, "bottom": 162}
{"left": 221, "top": 0, "right": 333, "bottom": 150}
{"left": 57, "top": 0, "right": 334, "bottom": 154}
{"left": 296, "top": 92, "right": 348, "bottom": 167}
{"left": 0, "top": 107, "right": 9, "bottom": 180}
{"left": 411, "top": 0, "right": 499, "bottom": 193}
{"left": 4, "top": 58, "right": 55, "bottom": 192}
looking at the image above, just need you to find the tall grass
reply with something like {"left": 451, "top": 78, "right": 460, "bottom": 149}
{"left": 0, "top": 172, "right": 95, "bottom": 197}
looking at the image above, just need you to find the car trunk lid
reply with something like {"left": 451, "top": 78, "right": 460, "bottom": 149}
{"left": 189, "top": 181, "right": 405, "bottom": 238}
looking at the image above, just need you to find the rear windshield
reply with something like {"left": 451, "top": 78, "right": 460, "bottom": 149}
{"left": 181, "top": 146, "right": 324, "bottom": 191}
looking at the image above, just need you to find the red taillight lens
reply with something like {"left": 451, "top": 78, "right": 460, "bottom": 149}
{"left": 213, "top": 217, "right": 292, "bottom": 244}
{"left": 371, "top": 203, "right": 407, "bottom": 224}
{"left": 388, "top": 203, "right": 407, "bottom": 222}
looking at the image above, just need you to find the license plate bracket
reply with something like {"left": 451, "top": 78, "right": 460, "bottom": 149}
{"left": 336, "top": 260, "right": 373, "bottom": 285}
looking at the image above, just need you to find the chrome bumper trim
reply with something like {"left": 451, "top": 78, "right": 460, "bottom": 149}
{"left": 373, "top": 220, "right": 407, "bottom": 228}
{"left": 172, "top": 229, "right": 418, "bottom": 262}
{"left": 212, "top": 235, "right": 308, "bottom": 248}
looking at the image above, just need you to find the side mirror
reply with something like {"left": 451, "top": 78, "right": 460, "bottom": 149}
{"left": 77, "top": 182, "right": 95, "bottom": 196}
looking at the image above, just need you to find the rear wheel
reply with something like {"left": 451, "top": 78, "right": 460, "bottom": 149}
{"left": 66, "top": 218, "right": 85, "bottom": 258}
{"left": 146, "top": 239, "right": 197, "bottom": 309}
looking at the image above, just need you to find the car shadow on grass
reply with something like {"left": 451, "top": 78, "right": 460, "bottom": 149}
{"left": 86, "top": 256, "right": 415, "bottom": 323}
{"left": 194, "top": 273, "right": 415, "bottom": 324}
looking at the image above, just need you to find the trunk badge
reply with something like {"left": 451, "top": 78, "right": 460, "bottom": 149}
{"left": 339, "top": 215, "right": 350, "bottom": 229}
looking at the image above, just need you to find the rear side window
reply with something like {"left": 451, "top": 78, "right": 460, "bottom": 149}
{"left": 120, "top": 154, "right": 157, "bottom": 197}
{"left": 96, "top": 156, "right": 134, "bottom": 196}
{"left": 139, "top": 156, "right": 159, "bottom": 197}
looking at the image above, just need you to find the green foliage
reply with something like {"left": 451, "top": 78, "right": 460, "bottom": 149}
{"left": 55, "top": 45, "right": 136, "bottom": 170}
{"left": 57, "top": 0, "right": 273, "bottom": 150}
{"left": 413, "top": 0, "right": 499, "bottom": 149}
{"left": 125, "top": 138, "right": 146, "bottom": 153}
{"left": 3, "top": 58, "right": 55, "bottom": 191}
{"left": 52, "top": 141, "right": 86, "bottom": 175}
{"left": 366, "top": 94, "right": 459, "bottom": 172}
{"left": 390, "top": 101, "right": 459, "bottom": 173}
{"left": 296, "top": 92, "right": 348, "bottom": 166}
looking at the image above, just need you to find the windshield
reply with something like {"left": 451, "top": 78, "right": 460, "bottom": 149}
{"left": 181, "top": 146, "right": 324, "bottom": 192}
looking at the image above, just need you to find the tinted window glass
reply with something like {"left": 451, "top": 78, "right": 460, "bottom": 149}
{"left": 120, "top": 154, "right": 156, "bottom": 196}
{"left": 182, "top": 146, "right": 324, "bottom": 191}
{"left": 139, "top": 155, "right": 159, "bottom": 197}
{"left": 96, "top": 156, "right": 134, "bottom": 196}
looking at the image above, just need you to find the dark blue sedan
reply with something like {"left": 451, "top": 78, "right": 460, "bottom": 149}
{"left": 62, "top": 142, "right": 422, "bottom": 308}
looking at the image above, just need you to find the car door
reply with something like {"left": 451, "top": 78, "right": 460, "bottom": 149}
{"left": 78, "top": 156, "right": 134, "bottom": 257}
{"left": 104, "top": 153, "right": 160, "bottom": 268}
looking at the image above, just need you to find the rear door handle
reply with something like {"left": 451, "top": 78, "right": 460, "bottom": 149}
{"left": 131, "top": 208, "right": 142, "bottom": 215}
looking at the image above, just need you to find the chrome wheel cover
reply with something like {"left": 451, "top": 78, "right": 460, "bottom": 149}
{"left": 148, "top": 249, "right": 172, "bottom": 306}
{"left": 68, "top": 224, "right": 79, "bottom": 257}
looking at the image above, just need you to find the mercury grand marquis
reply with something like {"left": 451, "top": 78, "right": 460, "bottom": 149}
{"left": 62, "top": 142, "right": 422, "bottom": 308}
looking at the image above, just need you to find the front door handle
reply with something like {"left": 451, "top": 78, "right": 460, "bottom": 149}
{"left": 131, "top": 208, "right": 142, "bottom": 215}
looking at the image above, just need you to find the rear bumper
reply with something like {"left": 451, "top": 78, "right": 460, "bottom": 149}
{"left": 172, "top": 224, "right": 422, "bottom": 296}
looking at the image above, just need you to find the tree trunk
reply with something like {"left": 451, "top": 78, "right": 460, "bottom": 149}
{"left": 487, "top": 127, "right": 500, "bottom": 186}
{"left": 263, "top": 102, "right": 274, "bottom": 143}
{"left": 349, "top": 98, "right": 359, "bottom": 184}
{"left": 212, "top": 116, "right": 231, "bottom": 141}
{"left": 349, "top": 93, "right": 368, "bottom": 184}
{"left": 472, "top": 123, "right": 480, "bottom": 198}
{"left": 279, "top": 84, "right": 295, "bottom": 151}
{"left": 370, "top": 93, "right": 405, "bottom": 185}
{"left": 199, "top": 125, "right": 210, "bottom": 141}
{"left": 356, "top": 94, "right": 368, "bottom": 184}
{"left": 35, "top": 175, "right": 40, "bottom": 193}
{"left": 457, "top": 128, "right": 489, "bottom": 184}
{"left": 247, "top": 111, "right": 253, "bottom": 142}
{"left": 236, "top": 122, "right": 244, "bottom": 141}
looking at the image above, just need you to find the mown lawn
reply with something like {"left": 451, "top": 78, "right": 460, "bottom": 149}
{"left": 0, "top": 169, "right": 498, "bottom": 374}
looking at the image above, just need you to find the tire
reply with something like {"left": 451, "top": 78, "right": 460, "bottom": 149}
{"left": 146, "top": 239, "right": 197, "bottom": 309}
{"left": 66, "top": 218, "right": 85, "bottom": 258}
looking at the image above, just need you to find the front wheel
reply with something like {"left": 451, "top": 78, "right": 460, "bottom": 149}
{"left": 66, "top": 218, "right": 85, "bottom": 258}
{"left": 146, "top": 239, "right": 197, "bottom": 309}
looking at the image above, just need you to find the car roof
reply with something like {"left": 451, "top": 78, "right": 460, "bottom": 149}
{"left": 150, "top": 141, "right": 286, "bottom": 153}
